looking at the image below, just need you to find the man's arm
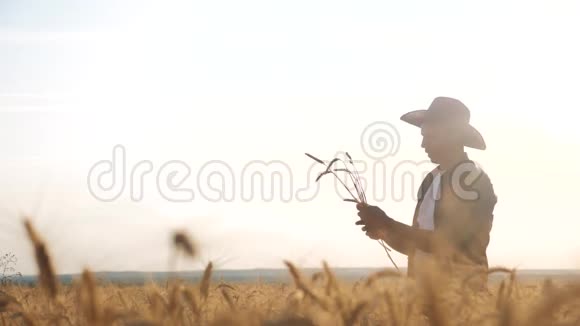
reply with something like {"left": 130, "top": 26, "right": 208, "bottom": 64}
{"left": 379, "top": 218, "right": 450, "bottom": 256}
{"left": 356, "top": 205, "right": 436, "bottom": 256}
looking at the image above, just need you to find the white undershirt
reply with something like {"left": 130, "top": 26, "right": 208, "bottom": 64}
{"left": 413, "top": 169, "right": 443, "bottom": 271}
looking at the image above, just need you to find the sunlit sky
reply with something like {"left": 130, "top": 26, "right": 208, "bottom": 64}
{"left": 1, "top": 0, "right": 580, "bottom": 275}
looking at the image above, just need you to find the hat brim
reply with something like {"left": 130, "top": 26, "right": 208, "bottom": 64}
{"left": 400, "top": 110, "right": 486, "bottom": 150}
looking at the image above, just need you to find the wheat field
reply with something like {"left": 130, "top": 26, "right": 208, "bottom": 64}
{"left": 1, "top": 219, "right": 579, "bottom": 326}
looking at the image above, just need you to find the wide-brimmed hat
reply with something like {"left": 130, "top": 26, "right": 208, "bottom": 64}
{"left": 400, "top": 96, "right": 486, "bottom": 150}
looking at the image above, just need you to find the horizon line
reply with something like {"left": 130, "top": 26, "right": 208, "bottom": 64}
{"left": 17, "top": 267, "right": 580, "bottom": 278}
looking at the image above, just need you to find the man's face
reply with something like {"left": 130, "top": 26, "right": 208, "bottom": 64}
{"left": 420, "top": 121, "right": 458, "bottom": 163}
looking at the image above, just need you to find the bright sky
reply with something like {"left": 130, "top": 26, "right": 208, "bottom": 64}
{"left": 1, "top": 0, "right": 580, "bottom": 275}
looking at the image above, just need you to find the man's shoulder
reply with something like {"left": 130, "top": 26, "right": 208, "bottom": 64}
{"left": 446, "top": 160, "right": 496, "bottom": 204}
{"left": 449, "top": 160, "right": 492, "bottom": 183}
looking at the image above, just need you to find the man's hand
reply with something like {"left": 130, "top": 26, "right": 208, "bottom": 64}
{"left": 355, "top": 203, "right": 391, "bottom": 240}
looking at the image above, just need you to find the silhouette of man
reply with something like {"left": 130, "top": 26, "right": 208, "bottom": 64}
{"left": 356, "top": 97, "right": 497, "bottom": 289}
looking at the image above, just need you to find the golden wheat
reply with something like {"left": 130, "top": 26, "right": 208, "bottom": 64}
{"left": 2, "top": 219, "right": 579, "bottom": 326}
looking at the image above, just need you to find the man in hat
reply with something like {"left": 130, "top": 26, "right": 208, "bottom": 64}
{"left": 355, "top": 97, "right": 497, "bottom": 288}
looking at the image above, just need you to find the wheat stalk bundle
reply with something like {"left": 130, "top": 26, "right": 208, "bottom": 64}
{"left": 305, "top": 152, "right": 399, "bottom": 271}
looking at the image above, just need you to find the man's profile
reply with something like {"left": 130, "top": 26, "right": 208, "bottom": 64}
{"left": 356, "top": 97, "right": 497, "bottom": 289}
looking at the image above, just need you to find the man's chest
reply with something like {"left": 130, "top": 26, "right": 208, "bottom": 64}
{"left": 415, "top": 173, "right": 469, "bottom": 229}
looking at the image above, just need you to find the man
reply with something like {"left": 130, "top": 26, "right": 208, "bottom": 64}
{"left": 356, "top": 97, "right": 497, "bottom": 289}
